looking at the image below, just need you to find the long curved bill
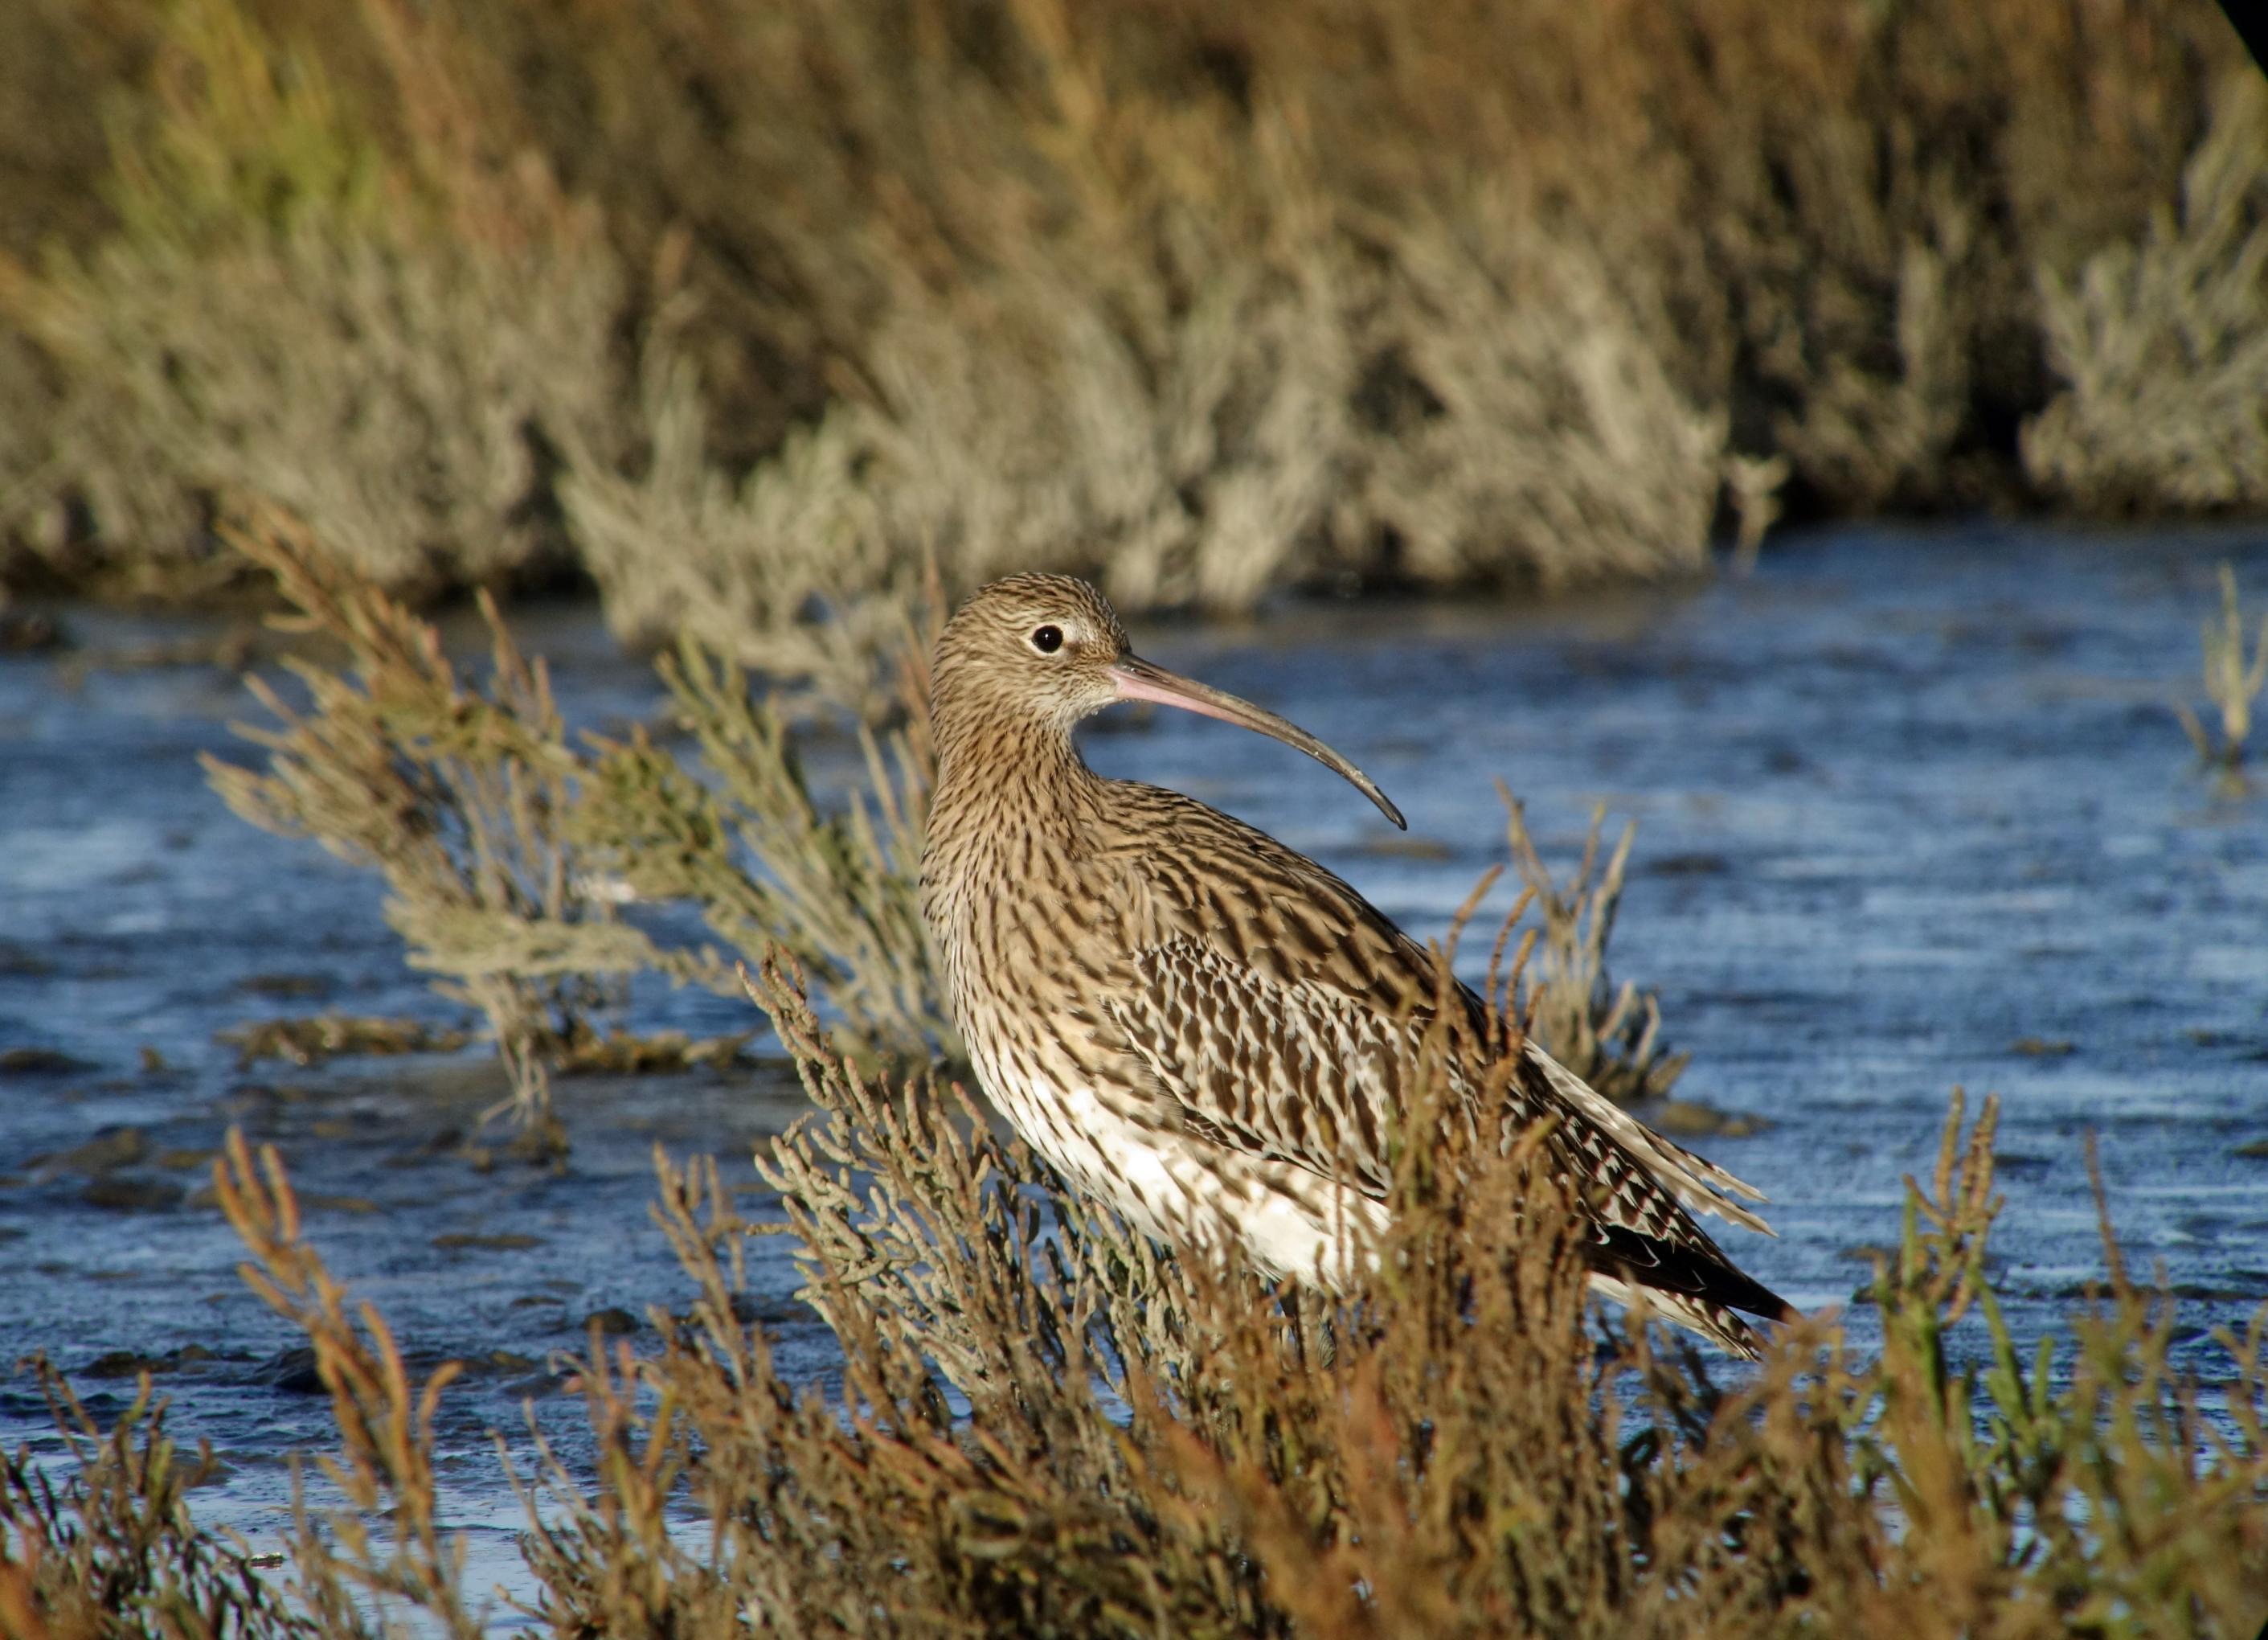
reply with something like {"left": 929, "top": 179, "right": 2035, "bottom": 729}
{"left": 1109, "top": 654, "right": 1406, "bottom": 830}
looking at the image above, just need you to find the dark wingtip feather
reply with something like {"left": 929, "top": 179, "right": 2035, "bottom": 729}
{"left": 1590, "top": 1222, "right": 1797, "bottom": 1326}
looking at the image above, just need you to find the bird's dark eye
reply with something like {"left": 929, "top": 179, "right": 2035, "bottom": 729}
{"left": 1030, "top": 625, "right": 1064, "bottom": 654}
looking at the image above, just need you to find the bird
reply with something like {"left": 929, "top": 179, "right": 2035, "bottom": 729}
{"left": 918, "top": 573, "right": 1795, "bottom": 1355}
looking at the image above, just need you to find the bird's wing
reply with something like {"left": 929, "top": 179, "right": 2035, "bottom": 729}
{"left": 1097, "top": 788, "right": 1467, "bottom": 1197}
{"left": 1096, "top": 786, "right": 1792, "bottom": 1335}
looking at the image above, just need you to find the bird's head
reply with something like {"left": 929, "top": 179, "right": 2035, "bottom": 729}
{"left": 931, "top": 573, "right": 1404, "bottom": 828}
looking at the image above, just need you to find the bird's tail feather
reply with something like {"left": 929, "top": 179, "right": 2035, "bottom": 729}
{"left": 1586, "top": 1270, "right": 1771, "bottom": 1360}
{"left": 1525, "top": 1041, "right": 1774, "bottom": 1233}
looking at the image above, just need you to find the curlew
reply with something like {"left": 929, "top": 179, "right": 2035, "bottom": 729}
{"left": 919, "top": 574, "right": 1795, "bottom": 1355}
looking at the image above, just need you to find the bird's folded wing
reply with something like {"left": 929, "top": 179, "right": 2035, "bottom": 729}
{"left": 1522, "top": 1043, "right": 1773, "bottom": 1235}
{"left": 1099, "top": 787, "right": 1777, "bottom": 1261}
{"left": 1105, "top": 931, "right": 1433, "bottom": 1195}
{"left": 1099, "top": 790, "right": 1470, "bottom": 1191}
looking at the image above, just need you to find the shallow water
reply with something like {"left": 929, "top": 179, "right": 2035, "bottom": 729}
{"left": 5, "top": 522, "right": 2266, "bottom": 1618}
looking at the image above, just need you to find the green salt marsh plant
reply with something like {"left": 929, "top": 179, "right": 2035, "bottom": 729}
{"left": 566, "top": 623, "right": 951, "bottom": 1061}
{"left": 203, "top": 502, "right": 634, "bottom": 1154}
{"left": 203, "top": 504, "right": 948, "bottom": 1150}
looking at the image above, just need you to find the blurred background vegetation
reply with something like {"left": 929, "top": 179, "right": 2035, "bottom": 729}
{"left": 8, "top": 11, "right": 2268, "bottom": 1628}
{"left": 1, "top": 0, "right": 2262, "bottom": 673}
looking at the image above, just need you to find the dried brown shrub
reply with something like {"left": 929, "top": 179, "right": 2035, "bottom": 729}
{"left": 540, "top": 0, "right": 1728, "bottom": 621}
{"left": 25, "top": 948, "right": 2266, "bottom": 1638}
{"left": 211, "top": 1128, "right": 481, "bottom": 1637}
{"left": 1611, "top": 0, "right": 2244, "bottom": 513}
{"left": 0, "top": 1, "right": 141, "bottom": 268}
{"left": 535, "top": 0, "right": 2227, "bottom": 539}
{"left": 514, "top": 957, "right": 2268, "bottom": 1636}
{"left": 547, "top": 16, "right": 1374, "bottom": 628}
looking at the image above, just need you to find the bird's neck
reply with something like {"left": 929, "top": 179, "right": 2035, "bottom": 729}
{"left": 929, "top": 707, "right": 1106, "bottom": 851}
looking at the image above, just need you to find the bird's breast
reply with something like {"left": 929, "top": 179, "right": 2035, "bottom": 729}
{"left": 923, "top": 820, "right": 1138, "bottom": 1029}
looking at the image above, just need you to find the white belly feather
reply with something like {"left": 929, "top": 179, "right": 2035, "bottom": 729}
{"left": 976, "top": 1046, "right": 1386, "bottom": 1287}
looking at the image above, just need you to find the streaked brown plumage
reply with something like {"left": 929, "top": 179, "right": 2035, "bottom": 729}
{"left": 919, "top": 573, "right": 1795, "bottom": 1355}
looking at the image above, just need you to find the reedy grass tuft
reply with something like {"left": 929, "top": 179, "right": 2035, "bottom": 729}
{"left": 2174, "top": 561, "right": 2268, "bottom": 785}
{"left": 1501, "top": 791, "right": 1688, "bottom": 1104}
